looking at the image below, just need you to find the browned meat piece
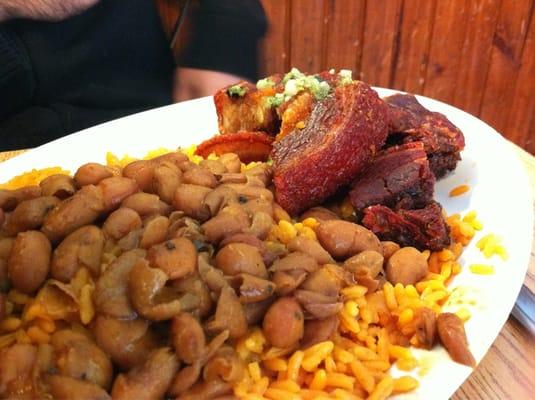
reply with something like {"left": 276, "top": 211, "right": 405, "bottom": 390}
{"left": 384, "top": 93, "right": 465, "bottom": 178}
{"left": 213, "top": 76, "right": 283, "bottom": 135}
{"left": 272, "top": 82, "right": 389, "bottom": 215}
{"left": 195, "top": 131, "right": 274, "bottom": 163}
{"left": 349, "top": 142, "right": 435, "bottom": 213}
{"left": 362, "top": 201, "right": 450, "bottom": 251}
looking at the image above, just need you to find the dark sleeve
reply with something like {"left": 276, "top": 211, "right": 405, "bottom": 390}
{"left": 179, "top": 0, "right": 267, "bottom": 81}
{"left": 0, "top": 24, "right": 34, "bottom": 119}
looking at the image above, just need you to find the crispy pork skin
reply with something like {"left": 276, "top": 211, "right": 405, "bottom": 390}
{"left": 385, "top": 94, "right": 465, "bottom": 178}
{"left": 349, "top": 142, "right": 435, "bottom": 213}
{"left": 362, "top": 201, "right": 450, "bottom": 251}
{"left": 195, "top": 131, "right": 274, "bottom": 163}
{"left": 272, "top": 82, "right": 388, "bottom": 216}
{"left": 214, "top": 78, "right": 282, "bottom": 136}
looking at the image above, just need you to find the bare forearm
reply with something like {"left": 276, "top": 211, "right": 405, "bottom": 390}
{"left": 0, "top": 0, "right": 99, "bottom": 22}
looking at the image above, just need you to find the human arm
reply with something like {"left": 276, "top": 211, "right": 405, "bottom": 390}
{"left": 173, "top": 68, "right": 244, "bottom": 102}
{"left": 0, "top": 0, "right": 99, "bottom": 22}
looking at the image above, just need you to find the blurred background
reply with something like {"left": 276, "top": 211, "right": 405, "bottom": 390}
{"left": 157, "top": 0, "right": 534, "bottom": 153}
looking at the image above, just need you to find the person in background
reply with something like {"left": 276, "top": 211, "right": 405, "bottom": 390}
{"left": 0, "top": 0, "right": 266, "bottom": 150}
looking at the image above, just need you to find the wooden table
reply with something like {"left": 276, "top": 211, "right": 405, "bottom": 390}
{"left": 1, "top": 147, "right": 534, "bottom": 399}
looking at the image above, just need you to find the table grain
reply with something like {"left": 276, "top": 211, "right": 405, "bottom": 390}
{"left": 1, "top": 146, "right": 534, "bottom": 399}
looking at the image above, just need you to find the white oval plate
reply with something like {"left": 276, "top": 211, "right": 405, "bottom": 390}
{"left": 0, "top": 90, "right": 532, "bottom": 399}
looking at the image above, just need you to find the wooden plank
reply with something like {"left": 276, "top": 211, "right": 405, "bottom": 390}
{"left": 479, "top": 0, "right": 533, "bottom": 135}
{"left": 392, "top": 0, "right": 436, "bottom": 94}
{"left": 289, "top": 0, "right": 326, "bottom": 73}
{"left": 423, "top": 0, "right": 470, "bottom": 103}
{"left": 506, "top": 9, "right": 535, "bottom": 151}
{"left": 452, "top": 0, "right": 501, "bottom": 114}
{"left": 323, "top": 0, "right": 366, "bottom": 73}
{"left": 359, "top": 0, "right": 403, "bottom": 87}
{"left": 260, "top": 0, "right": 291, "bottom": 76}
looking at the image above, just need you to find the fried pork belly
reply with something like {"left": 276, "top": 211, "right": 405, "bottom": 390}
{"left": 272, "top": 81, "right": 388, "bottom": 215}
{"left": 213, "top": 76, "right": 283, "bottom": 136}
{"left": 349, "top": 142, "right": 435, "bottom": 213}
{"left": 362, "top": 201, "right": 450, "bottom": 251}
{"left": 385, "top": 94, "right": 465, "bottom": 178}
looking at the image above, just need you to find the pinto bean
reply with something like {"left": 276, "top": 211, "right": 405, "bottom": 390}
{"left": 183, "top": 166, "right": 218, "bottom": 188}
{"left": 262, "top": 297, "right": 304, "bottom": 348}
{"left": 98, "top": 176, "right": 139, "bottom": 212}
{"left": 51, "top": 330, "right": 113, "bottom": 390}
{"left": 294, "top": 290, "right": 343, "bottom": 319}
{"left": 139, "top": 215, "right": 169, "bottom": 249}
{"left": 218, "top": 173, "right": 247, "bottom": 184}
{"left": 215, "top": 243, "right": 267, "bottom": 278}
{"left": 93, "top": 249, "right": 145, "bottom": 319}
{"left": 93, "top": 315, "right": 158, "bottom": 370}
{"left": 272, "top": 269, "right": 307, "bottom": 296}
{"left": 343, "top": 250, "right": 384, "bottom": 278}
{"left": 202, "top": 346, "right": 244, "bottom": 384}
{"left": 200, "top": 159, "right": 227, "bottom": 175}
{"left": 122, "top": 192, "right": 170, "bottom": 217}
{"left": 244, "top": 164, "right": 272, "bottom": 187}
{"left": 218, "top": 153, "right": 241, "bottom": 173}
{"left": 0, "top": 237, "right": 14, "bottom": 260}
{"left": 152, "top": 161, "right": 182, "bottom": 204}
{"left": 437, "top": 313, "right": 475, "bottom": 367}
{"left": 117, "top": 228, "right": 143, "bottom": 251}
{"left": 169, "top": 363, "right": 201, "bottom": 396}
{"left": 0, "top": 262, "right": 7, "bottom": 292}
{"left": 203, "top": 186, "right": 238, "bottom": 216}
{"left": 171, "top": 274, "right": 213, "bottom": 318}
{"left": 0, "top": 208, "right": 4, "bottom": 227}
{"left": 202, "top": 204, "right": 250, "bottom": 243}
{"left": 5, "top": 196, "right": 60, "bottom": 235}
{"left": 206, "top": 285, "right": 247, "bottom": 339}
{"left": 178, "top": 378, "right": 232, "bottom": 400}
{"left": 39, "top": 174, "right": 76, "bottom": 199}
{"left": 8, "top": 231, "right": 51, "bottom": 293}
{"left": 230, "top": 273, "right": 276, "bottom": 304}
{"left": 147, "top": 237, "right": 197, "bottom": 280}
{"left": 0, "top": 344, "right": 37, "bottom": 397}
{"left": 301, "top": 315, "right": 339, "bottom": 348}
{"left": 102, "top": 207, "right": 142, "bottom": 240}
{"left": 381, "top": 241, "right": 400, "bottom": 261}
{"left": 171, "top": 313, "right": 206, "bottom": 364}
{"left": 0, "top": 186, "right": 41, "bottom": 211}
{"left": 243, "top": 298, "right": 273, "bottom": 325}
{"left": 51, "top": 225, "right": 104, "bottom": 282}
{"left": 122, "top": 160, "right": 156, "bottom": 192}
{"left": 300, "top": 267, "right": 342, "bottom": 299}
{"left": 221, "top": 183, "right": 273, "bottom": 202}
{"left": 128, "top": 258, "right": 198, "bottom": 321}
{"left": 111, "top": 347, "right": 179, "bottom": 400}
{"left": 270, "top": 252, "right": 319, "bottom": 273}
{"left": 247, "top": 211, "right": 273, "bottom": 239}
{"left": 74, "top": 162, "right": 114, "bottom": 186}
{"left": 173, "top": 184, "right": 211, "bottom": 221}
{"left": 288, "top": 236, "right": 334, "bottom": 265}
{"left": 413, "top": 307, "right": 437, "bottom": 350}
{"left": 41, "top": 185, "right": 104, "bottom": 242}
{"left": 241, "top": 198, "right": 273, "bottom": 217}
{"left": 386, "top": 247, "right": 428, "bottom": 285}
{"left": 316, "top": 220, "right": 381, "bottom": 260}
{"left": 47, "top": 375, "right": 111, "bottom": 400}
{"left": 300, "top": 206, "right": 339, "bottom": 222}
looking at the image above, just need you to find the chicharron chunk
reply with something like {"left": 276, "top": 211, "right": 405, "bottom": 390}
{"left": 272, "top": 82, "right": 389, "bottom": 215}
{"left": 362, "top": 201, "right": 450, "bottom": 251}
{"left": 349, "top": 141, "right": 435, "bottom": 213}
{"left": 384, "top": 93, "right": 465, "bottom": 178}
